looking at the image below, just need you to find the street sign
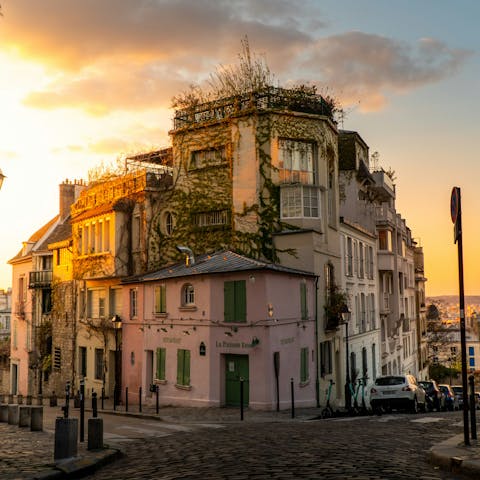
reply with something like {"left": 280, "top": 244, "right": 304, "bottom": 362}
{"left": 451, "top": 187, "right": 460, "bottom": 224}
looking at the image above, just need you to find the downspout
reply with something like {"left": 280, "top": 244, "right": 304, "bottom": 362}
{"left": 315, "top": 275, "right": 320, "bottom": 407}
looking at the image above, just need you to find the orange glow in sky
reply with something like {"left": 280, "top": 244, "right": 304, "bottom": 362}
{"left": 1, "top": 1, "right": 480, "bottom": 296}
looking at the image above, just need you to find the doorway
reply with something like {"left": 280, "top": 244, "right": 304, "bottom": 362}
{"left": 225, "top": 354, "right": 249, "bottom": 406}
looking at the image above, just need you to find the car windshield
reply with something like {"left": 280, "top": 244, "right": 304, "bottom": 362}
{"left": 375, "top": 376, "right": 405, "bottom": 386}
{"left": 419, "top": 382, "right": 432, "bottom": 388}
{"left": 452, "top": 387, "right": 463, "bottom": 394}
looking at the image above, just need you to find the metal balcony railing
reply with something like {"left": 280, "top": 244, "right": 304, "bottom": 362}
{"left": 29, "top": 270, "right": 52, "bottom": 289}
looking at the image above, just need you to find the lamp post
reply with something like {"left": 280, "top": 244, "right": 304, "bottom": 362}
{"left": 111, "top": 315, "right": 122, "bottom": 407}
{"left": 341, "top": 304, "right": 351, "bottom": 411}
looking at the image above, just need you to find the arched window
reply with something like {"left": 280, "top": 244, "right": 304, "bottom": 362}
{"left": 182, "top": 284, "right": 195, "bottom": 306}
{"left": 164, "top": 212, "right": 174, "bottom": 236}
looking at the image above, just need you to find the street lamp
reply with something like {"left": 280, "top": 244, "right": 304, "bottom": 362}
{"left": 341, "top": 304, "right": 352, "bottom": 411}
{"left": 111, "top": 315, "right": 122, "bottom": 407}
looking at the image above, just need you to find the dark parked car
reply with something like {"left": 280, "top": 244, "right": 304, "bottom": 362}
{"left": 419, "top": 380, "right": 445, "bottom": 411}
{"left": 439, "top": 384, "right": 459, "bottom": 411}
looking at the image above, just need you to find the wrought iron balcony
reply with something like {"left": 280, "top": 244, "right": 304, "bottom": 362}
{"left": 29, "top": 270, "right": 52, "bottom": 289}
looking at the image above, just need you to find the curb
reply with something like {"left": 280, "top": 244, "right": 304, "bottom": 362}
{"left": 428, "top": 434, "right": 480, "bottom": 478}
{"left": 33, "top": 448, "right": 123, "bottom": 480}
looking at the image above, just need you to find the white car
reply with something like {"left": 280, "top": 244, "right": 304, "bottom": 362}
{"left": 370, "top": 375, "right": 426, "bottom": 413}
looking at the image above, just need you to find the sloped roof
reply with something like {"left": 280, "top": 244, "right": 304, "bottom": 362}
{"left": 29, "top": 215, "right": 59, "bottom": 243}
{"left": 123, "top": 250, "right": 315, "bottom": 284}
{"left": 38, "top": 221, "right": 72, "bottom": 251}
{"left": 8, "top": 215, "right": 60, "bottom": 262}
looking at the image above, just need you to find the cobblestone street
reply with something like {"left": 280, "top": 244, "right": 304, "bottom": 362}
{"left": 85, "top": 412, "right": 469, "bottom": 480}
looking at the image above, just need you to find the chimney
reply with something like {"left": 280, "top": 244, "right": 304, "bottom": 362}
{"left": 59, "top": 179, "right": 76, "bottom": 220}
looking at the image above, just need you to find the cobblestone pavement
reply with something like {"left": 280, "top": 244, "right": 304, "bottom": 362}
{"left": 84, "top": 412, "right": 471, "bottom": 480}
{"left": 0, "top": 421, "right": 59, "bottom": 479}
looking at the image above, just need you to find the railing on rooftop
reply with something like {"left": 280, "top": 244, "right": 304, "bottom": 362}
{"left": 173, "top": 86, "right": 335, "bottom": 130}
{"left": 71, "top": 169, "right": 172, "bottom": 217}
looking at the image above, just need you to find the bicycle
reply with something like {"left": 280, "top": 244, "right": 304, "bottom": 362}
{"left": 321, "top": 379, "right": 335, "bottom": 419}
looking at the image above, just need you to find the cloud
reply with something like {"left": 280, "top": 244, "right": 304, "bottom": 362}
{"left": 298, "top": 32, "right": 471, "bottom": 112}
{"left": 4, "top": 2, "right": 471, "bottom": 114}
{"left": 3, "top": 0, "right": 312, "bottom": 70}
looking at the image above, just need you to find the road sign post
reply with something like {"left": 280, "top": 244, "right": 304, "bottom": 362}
{"left": 451, "top": 186, "right": 470, "bottom": 446}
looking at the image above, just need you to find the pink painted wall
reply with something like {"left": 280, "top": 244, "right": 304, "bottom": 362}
{"left": 121, "top": 270, "right": 317, "bottom": 410}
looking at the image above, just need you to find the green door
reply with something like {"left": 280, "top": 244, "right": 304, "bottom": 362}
{"left": 225, "top": 354, "right": 249, "bottom": 406}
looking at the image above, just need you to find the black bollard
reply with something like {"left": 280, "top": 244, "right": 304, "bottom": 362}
{"left": 291, "top": 378, "right": 295, "bottom": 419}
{"left": 80, "top": 379, "right": 85, "bottom": 442}
{"left": 139, "top": 386, "right": 142, "bottom": 413}
{"left": 240, "top": 377, "right": 244, "bottom": 421}
{"left": 101, "top": 387, "right": 105, "bottom": 410}
{"left": 469, "top": 375, "right": 477, "bottom": 440}
{"left": 92, "top": 392, "right": 98, "bottom": 418}
{"left": 156, "top": 385, "right": 159, "bottom": 414}
{"left": 125, "top": 387, "right": 129, "bottom": 412}
{"left": 62, "top": 381, "right": 70, "bottom": 419}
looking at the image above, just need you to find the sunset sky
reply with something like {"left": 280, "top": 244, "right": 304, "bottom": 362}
{"left": 1, "top": 0, "right": 479, "bottom": 296}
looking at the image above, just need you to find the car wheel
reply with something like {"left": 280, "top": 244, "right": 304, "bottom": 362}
{"left": 410, "top": 397, "right": 418, "bottom": 414}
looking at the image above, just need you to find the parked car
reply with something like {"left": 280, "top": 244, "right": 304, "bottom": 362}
{"left": 419, "top": 380, "right": 445, "bottom": 411}
{"left": 451, "top": 385, "right": 464, "bottom": 408}
{"left": 438, "top": 384, "right": 459, "bottom": 411}
{"left": 475, "top": 392, "right": 480, "bottom": 410}
{"left": 370, "top": 374, "right": 426, "bottom": 413}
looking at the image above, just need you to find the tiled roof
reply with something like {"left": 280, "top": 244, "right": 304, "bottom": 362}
{"left": 28, "top": 215, "right": 59, "bottom": 243}
{"left": 38, "top": 222, "right": 73, "bottom": 251}
{"left": 123, "top": 250, "right": 315, "bottom": 284}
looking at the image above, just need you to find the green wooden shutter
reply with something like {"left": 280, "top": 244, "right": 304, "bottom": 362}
{"left": 224, "top": 281, "right": 235, "bottom": 323}
{"left": 235, "top": 281, "right": 246, "bottom": 322}
{"left": 156, "top": 348, "right": 165, "bottom": 380}
{"left": 184, "top": 349, "right": 190, "bottom": 386}
{"left": 300, "top": 283, "right": 307, "bottom": 320}
{"left": 154, "top": 286, "right": 160, "bottom": 314}
{"left": 160, "top": 284, "right": 166, "bottom": 313}
{"left": 177, "top": 349, "right": 184, "bottom": 385}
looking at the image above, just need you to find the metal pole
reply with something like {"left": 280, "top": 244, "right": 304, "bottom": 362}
{"left": 101, "top": 387, "right": 105, "bottom": 410}
{"left": 455, "top": 189, "right": 470, "bottom": 446}
{"left": 92, "top": 392, "right": 98, "bottom": 418}
{"left": 290, "top": 378, "right": 295, "bottom": 419}
{"left": 63, "top": 381, "right": 70, "bottom": 418}
{"left": 113, "top": 384, "right": 117, "bottom": 411}
{"left": 80, "top": 378, "right": 85, "bottom": 442}
{"left": 156, "top": 385, "right": 159, "bottom": 414}
{"left": 469, "top": 375, "right": 477, "bottom": 440}
{"left": 345, "top": 321, "right": 351, "bottom": 411}
{"left": 125, "top": 387, "right": 129, "bottom": 412}
{"left": 240, "top": 378, "right": 244, "bottom": 421}
{"left": 139, "top": 386, "right": 142, "bottom": 413}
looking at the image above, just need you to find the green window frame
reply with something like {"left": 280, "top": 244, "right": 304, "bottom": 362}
{"left": 156, "top": 347, "right": 166, "bottom": 381}
{"left": 224, "top": 280, "right": 246, "bottom": 323}
{"left": 154, "top": 284, "right": 167, "bottom": 314}
{"left": 300, "top": 282, "right": 308, "bottom": 320}
{"left": 300, "top": 347, "right": 309, "bottom": 383}
{"left": 176, "top": 349, "right": 191, "bottom": 386}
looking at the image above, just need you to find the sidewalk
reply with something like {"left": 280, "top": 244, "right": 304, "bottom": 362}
{"left": 428, "top": 433, "right": 480, "bottom": 477}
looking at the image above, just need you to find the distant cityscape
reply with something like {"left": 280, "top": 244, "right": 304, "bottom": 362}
{"left": 427, "top": 296, "right": 480, "bottom": 323}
